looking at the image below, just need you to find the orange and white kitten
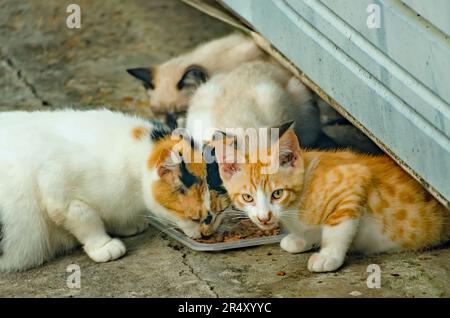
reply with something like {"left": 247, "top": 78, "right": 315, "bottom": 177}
{"left": 127, "top": 33, "right": 267, "bottom": 125}
{"left": 217, "top": 123, "right": 450, "bottom": 272}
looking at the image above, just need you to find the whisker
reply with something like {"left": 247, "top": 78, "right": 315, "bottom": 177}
{"left": 154, "top": 226, "right": 181, "bottom": 237}
{"left": 146, "top": 214, "right": 177, "bottom": 227}
{"left": 231, "top": 216, "right": 250, "bottom": 220}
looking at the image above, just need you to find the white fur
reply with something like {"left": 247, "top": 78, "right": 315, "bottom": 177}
{"left": 308, "top": 219, "right": 359, "bottom": 272}
{"left": 146, "top": 33, "right": 267, "bottom": 116}
{"left": 351, "top": 212, "right": 401, "bottom": 254}
{"left": 186, "top": 61, "right": 320, "bottom": 147}
{"left": 0, "top": 109, "right": 200, "bottom": 271}
{"left": 281, "top": 211, "right": 401, "bottom": 272}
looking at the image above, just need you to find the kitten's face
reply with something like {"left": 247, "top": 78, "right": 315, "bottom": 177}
{"left": 127, "top": 64, "right": 208, "bottom": 124}
{"left": 147, "top": 137, "right": 229, "bottom": 238}
{"left": 218, "top": 129, "right": 304, "bottom": 230}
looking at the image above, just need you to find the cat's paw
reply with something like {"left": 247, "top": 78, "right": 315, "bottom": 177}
{"left": 280, "top": 234, "right": 311, "bottom": 254}
{"left": 307, "top": 253, "right": 343, "bottom": 272}
{"left": 85, "top": 238, "right": 126, "bottom": 263}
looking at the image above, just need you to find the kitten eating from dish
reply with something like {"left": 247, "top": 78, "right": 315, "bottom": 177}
{"left": 0, "top": 109, "right": 229, "bottom": 271}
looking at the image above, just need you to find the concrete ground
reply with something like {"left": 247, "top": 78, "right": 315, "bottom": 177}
{"left": 0, "top": 0, "right": 449, "bottom": 298}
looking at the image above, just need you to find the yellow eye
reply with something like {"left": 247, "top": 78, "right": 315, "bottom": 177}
{"left": 242, "top": 194, "right": 254, "bottom": 203}
{"left": 272, "top": 189, "right": 284, "bottom": 200}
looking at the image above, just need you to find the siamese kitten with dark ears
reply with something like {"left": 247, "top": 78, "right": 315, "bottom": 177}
{"left": 127, "top": 33, "right": 267, "bottom": 127}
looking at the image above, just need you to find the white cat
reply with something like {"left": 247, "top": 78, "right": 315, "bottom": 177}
{"left": 185, "top": 60, "right": 321, "bottom": 147}
{"left": 0, "top": 109, "right": 224, "bottom": 271}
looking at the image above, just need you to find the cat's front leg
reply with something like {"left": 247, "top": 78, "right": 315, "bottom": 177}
{"left": 308, "top": 218, "right": 359, "bottom": 272}
{"left": 280, "top": 232, "right": 318, "bottom": 254}
{"left": 56, "top": 200, "right": 126, "bottom": 263}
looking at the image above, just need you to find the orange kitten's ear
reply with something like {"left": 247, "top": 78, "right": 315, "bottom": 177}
{"left": 275, "top": 129, "right": 302, "bottom": 168}
{"left": 210, "top": 131, "right": 243, "bottom": 181}
{"left": 219, "top": 162, "right": 242, "bottom": 181}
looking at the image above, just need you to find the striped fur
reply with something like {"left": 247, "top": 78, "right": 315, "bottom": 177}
{"left": 218, "top": 129, "right": 450, "bottom": 272}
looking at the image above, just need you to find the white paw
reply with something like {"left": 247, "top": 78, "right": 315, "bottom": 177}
{"left": 307, "top": 253, "right": 343, "bottom": 272}
{"left": 280, "top": 234, "right": 311, "bottom": 254}
{"left": 85, "top": 238, "right": 126, "bottom": 263}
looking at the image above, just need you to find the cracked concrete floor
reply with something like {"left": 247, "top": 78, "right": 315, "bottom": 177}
{"left": 0, "top": 0, "right": 449, "bottom": 298}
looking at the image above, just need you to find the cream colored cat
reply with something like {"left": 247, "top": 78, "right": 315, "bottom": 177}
{"left": 185, "top": 60, "right": 320, "bottom": 148}
{"left": 127, "top": 32, "right": 267, "bottom": 125}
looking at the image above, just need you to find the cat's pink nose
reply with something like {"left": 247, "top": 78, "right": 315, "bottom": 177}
{"left": 257, "top": 211, "right": 273, "bottom": 224}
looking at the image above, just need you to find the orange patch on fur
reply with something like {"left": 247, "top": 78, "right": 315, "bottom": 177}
{"left": 132, "top": 126, "right": 146, "bottom": 140}
{"left": 419, "top": 207, "right": 427, "bottom": 217}
{"left": 399, "top": 191, "right": 415, "bottom": 204}
{"left": 325, "top": 208, "right": 359, "bottom": 227}
{"left": 384, "top": 184, "right": 396, "bottom": 197}
{"left": 373, "top": 199, "right": 389, "bottom": 215}
{"left": 395, "top": 209, "right": 407, "bottom": 221}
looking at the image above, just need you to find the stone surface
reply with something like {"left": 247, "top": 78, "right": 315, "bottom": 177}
{"left": 0, "top": 0, "right": 449, "bottom": 298}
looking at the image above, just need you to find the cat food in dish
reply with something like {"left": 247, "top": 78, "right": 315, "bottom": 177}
{"left": 148, "top": 214, "right": 286, "bottom": 251}
{"left": 194, "top": 219, "right": 281, "bottom": 244}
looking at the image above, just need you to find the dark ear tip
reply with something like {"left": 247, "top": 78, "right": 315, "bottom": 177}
{"left": 126, "top": 67, "right": 154, "bottom": 89}
{"left": 126, "top": 67, "right": 146, "bottom": 75}
{"left": 275, "top": 121, "right": 296, "bottom": 140}
{"left": 285, "top": 121, "right": 295, "bottom": 129}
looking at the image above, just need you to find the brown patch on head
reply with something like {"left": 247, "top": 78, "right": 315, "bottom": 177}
{"left": 147, "top": 136, "right": 207, "bottom": 221}
{"left": 146, "top": 135, "right": 230, "bottom": 237}
{"left": 132, "top": 126, "right": 147, "bottom": 140}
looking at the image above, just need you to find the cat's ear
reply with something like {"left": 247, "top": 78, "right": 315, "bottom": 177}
{"left": 219, "top": 162, "right": 242, "bottom": 181}
{"left": 127, "top": 67, "right": 154, "bottom": 90}
{"left": 210, "top": 131, "right": 243, "bottom": 181}
{"left": 177, "top": 65, "right": 208, "bottom": 90}
{"left": 273, "top": 124, "right": 301, "bottom": 168}
{"left": 273, "top": 121, "right": 295, "bottom": 141}
{"left": 156, "top": 149, "right": 182, "bottom": 184}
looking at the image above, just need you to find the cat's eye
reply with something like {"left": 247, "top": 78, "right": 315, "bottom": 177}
{"left": 241, "top": 194, "right": 254, "bottom": 203}
{"left": 272, "top": 189, "right": 284, "bottom": 200}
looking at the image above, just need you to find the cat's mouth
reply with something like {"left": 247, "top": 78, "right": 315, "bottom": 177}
{"left": 255, "top": 221, "right": 277, "bottom": 231}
